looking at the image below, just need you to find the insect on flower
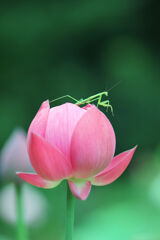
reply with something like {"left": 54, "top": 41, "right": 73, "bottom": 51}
{"left": 17, "top": 91, "right": 137, "bottom": 200}
{"left": 50, "top": 91, "right": 113, "bottom": 114}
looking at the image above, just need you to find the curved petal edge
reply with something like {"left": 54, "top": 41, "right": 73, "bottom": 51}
{"left": 28, "top": 133, "right": 72, "bottom": 181}
{"left": 70, "top": 106, "right": 116, "bottom": 178}
{"left": 92, "top": 146, "right": 137, "bottom": 186}
{"left": 68, "top": 180, "right": 91, "bottom": 200}
{"left": 27, "top": 100, "right": 50, "bottom": 147}
{"left": 17, "top": 172, "right": 61, "bottom": 188}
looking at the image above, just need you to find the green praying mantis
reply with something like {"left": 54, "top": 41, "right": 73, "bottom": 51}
{"left": 50, "top": 91, "right": 113, "bottom": 115}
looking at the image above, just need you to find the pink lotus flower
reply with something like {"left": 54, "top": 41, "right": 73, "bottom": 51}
{"left": 17, "top": 101, "right": 136, "bottom": 200}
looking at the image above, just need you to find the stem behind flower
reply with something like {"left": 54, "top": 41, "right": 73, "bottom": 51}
{"left": 65, "top": 182, "right": 75, "bottom": 240}
{"left": 15, "top": 183, "right": 28, "bottom": 240}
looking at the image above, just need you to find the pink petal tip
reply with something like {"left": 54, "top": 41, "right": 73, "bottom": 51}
{"left": 93, "top": 146, "right": 137, "bottom": 186}
{"left": 17, "top": 172, "right": 61, "bottom": 188}
{"left": 68, "top": 180, "right": 91, "bottom": 200}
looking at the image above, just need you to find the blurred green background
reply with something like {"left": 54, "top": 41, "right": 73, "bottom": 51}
{"left": 0, "top": 0, "right": 160, "bottom": 239}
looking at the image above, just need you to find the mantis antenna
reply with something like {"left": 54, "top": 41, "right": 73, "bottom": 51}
{"left": 107, "top": 80, "right": 122, "bottom": 92}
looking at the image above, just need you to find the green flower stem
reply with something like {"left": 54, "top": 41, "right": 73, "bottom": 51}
{"left": 65, "top": 183, "right": 75, "bottom": 240}
{"left": 15, "top": 183, "right": 28, "bottom": 240}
